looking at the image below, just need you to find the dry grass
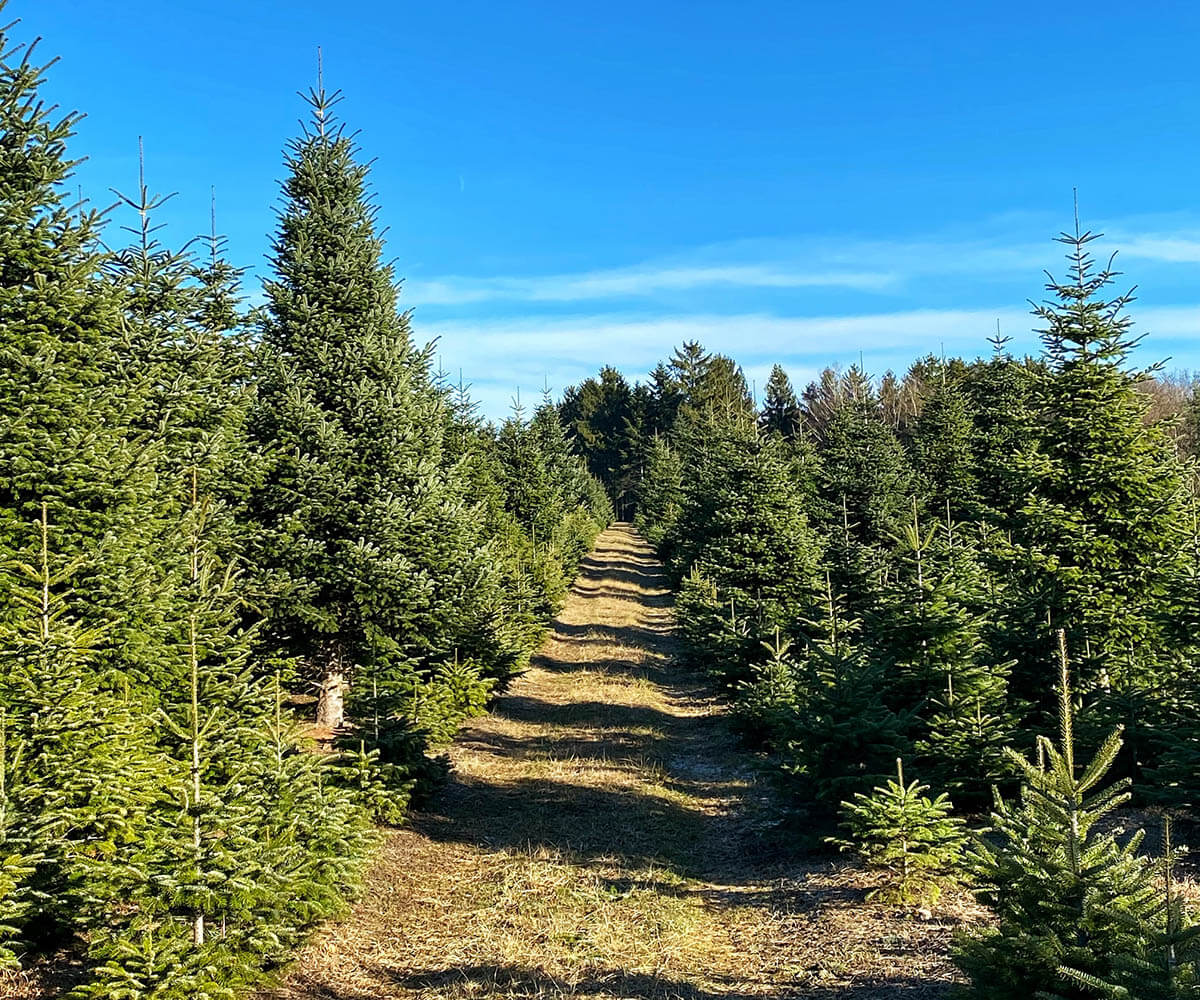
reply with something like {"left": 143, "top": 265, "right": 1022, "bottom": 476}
{"left": 261, "top": 525, "right": 978, "bottom": 1000}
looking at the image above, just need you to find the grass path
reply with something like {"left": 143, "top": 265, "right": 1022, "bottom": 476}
{"left": 262, "top": 524, "right": 967, "bottom": 1000}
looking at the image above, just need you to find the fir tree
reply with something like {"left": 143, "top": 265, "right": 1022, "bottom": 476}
{"left": 1058, "top": 820, "right": 1200, "bottom": 999}
{"left": 247, "top": 80, "right": 501, "bottom": 772}
{"left": 733, "top": 631, "right": 801, "bottom": 747}
{"left": 665, "top": 414, "right": 823, "bottom": 686}
{"left": 634, "top": 435, "right": 684, "bottom": 550}
{"left": 870, "top": 505, "right": 1019, "bottom": 801}
{"left": 833, "top": 757, "right": 965, "bottom": 905}
{"left": 759, "top": 364, "right": 803, "bottom": 440}
{"left": 962, "top": 331, "right": 1037, "bottom": 525}
{"left": 909, "top": 365, "right": 978, "bottom": 519}
{"left": 813, "top": 367, "right": 918, "bottom": 613}
{"left": 0, "top": 21, "right": 176, "bottom": 693}
{"left": 955, "top": 631, "right": 1157, "bottom": 1000}
{"left": 675, "top": 567, "right": 756, "bottom": 685}
{"left": 1003, "top": 222, "right": 1187, "bottom": 707}
{"left": 558, "top": 366, "right": 643, "bottom": 516}
{"left": 0, "top": 506, "right": 162, "bottom": 953}
{"left": 778, "top": 581, "right": 909, "bottom": 805}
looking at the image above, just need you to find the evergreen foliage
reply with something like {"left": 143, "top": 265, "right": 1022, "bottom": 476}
{"left": 955, "top": 632, "right": 1157, "bottom": 1000}
{"left": 1058, "top": 820, "right": 1200, "bottom": 999}
{"left": 664, "top": 413, "right": 822, "bottom": 687}
{"left": 246, "top": 84, "right": 515, "bottom": 795}
{"left": 0, "top": 13, "right": 612, "bottom": 992}
{"left": 1002, "top": 224, "right": 1187, "bottom": 707}
{"left": 9, "top": 3, "right": 1200, "bottom": 992}
{"left": 759, "top": 364, "right": 803, "bottom": 440}
{"left": 833, "top": 757, "right": 965, "bottom": 905}
{"left": 908, "top": 364, "right": 978, "bottom": 519}
{"left": 768, "top": 585, "right": 907, "bottom": 801}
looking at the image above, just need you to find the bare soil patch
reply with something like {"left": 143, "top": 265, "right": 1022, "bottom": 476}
{"left": 259, "top": 524, "right": 977, "bottom": 1000}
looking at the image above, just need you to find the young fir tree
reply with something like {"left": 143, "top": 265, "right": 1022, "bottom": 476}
{"left": 872, "top": 503, "right": 995, "bottom": 705}
{"left": 0, "top": 507, "right": 162, "bottom": 955}
{"left": 833, "top": 757, "right": 965, "bottom": 905}
{"left": 79, "top": 480, "right": 267, "bottom": 997}
{"left": 105, "top": 151, "right": 258, "bottom": 696}
{"left": 248, "top": 82, "right": 501, "bottom": 779}
{"left": 955, "top": 632, "right": 1158, "bottom": 1000}
{"left": 1002, "top": 222, "right": 1186, "bottom": 708}
{"left": 733, "top": 630, "right": 802, "bottom": 748}
{"left": 871, "top": 504, "right": 1019, "bottom": 802}
{"left": 0, "top": 704, "right": 40, "bottom": 968}
{"left": 674, "top": 567, "right": 757, "bottom": 686}
{"left": 247, "top": 671, "right": 375, "bottom": 959}
{"left": 81, "top": 473, "right": 379, "bottom": 997}
{"left": 182, "top": 196, "right": 257, "bottom": 545}
{"left": 441, "top": 380, "right": 553, "bottom": 663}
{"left": 1058, "top": 820, "right": 1200, "bottom": 999}
{"left": 775, "top": 580, "right": 909, "bottom": 806}
{"left": 107, "top": 142, "right": 205, "bottom": 480}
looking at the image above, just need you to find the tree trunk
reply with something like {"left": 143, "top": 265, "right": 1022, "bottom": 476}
{"left": 315, "top": 640, "right": 348, "bottom": 730}
{"left": 316, "top": 669, "right": 346, "bottom": 729}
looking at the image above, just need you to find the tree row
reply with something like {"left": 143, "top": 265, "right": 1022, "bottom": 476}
{"left": 0, "top": 11, "right": 610, "bottom": 997}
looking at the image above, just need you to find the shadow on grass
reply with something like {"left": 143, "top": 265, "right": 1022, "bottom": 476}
{"left": 283, "top": 962, "right": 956, "bottom": 1000}
{"left": 416, "top": 772, "right": 716, "bottom": 873}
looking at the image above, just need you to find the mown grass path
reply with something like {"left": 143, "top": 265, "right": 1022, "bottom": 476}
{"left": 262, "top": 524, "right": 965, "bottom": 1000}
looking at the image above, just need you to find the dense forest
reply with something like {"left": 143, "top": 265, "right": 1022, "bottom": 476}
{"left": 8, "top": 3, "right": 1200, "bottom": 999}
{"left": 0, "top": 10, "right": 610, "bottom": 997}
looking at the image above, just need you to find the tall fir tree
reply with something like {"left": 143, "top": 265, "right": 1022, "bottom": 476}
{"left": 247, "top": 83, "right": 500, "bottom": 780}
{"left": 1001, "top": 222, "right": 1187, "bottom": 711}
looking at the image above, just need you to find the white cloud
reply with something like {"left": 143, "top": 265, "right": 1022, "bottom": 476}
{"left": 435, "top": 301, "right": 1200, "bottom": 419}
{"left": 431, "top": 307, "right": 1032, "bottom": 368}
{"left": 1114, "top": 236, "right": 1200, "bottom": 264}
{"left": 431, "top": 307, "right": 1037, "bottom": 418}
{"left": 401, "top": 213, "right": 1200, "bottom": 313}
{"left": 406, "top": 263, "right": 896, "bottom": 306}
{"left": 405, "top": 211, "right": 1200, "bottom": 417}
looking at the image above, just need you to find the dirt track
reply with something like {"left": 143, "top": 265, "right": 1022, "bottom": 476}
{"left": 261, "top": 524, "right": 969, "bottom": 1000}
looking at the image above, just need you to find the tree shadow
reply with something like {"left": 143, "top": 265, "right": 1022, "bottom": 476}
{"left": 275, "top": 962, "right": 957, "bottom": 1000}
{"left": 497, "top": 695, "right": 678, "bottom": 732}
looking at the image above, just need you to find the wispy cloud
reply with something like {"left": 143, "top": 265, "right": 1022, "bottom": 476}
{"left": 404, "top": 214, "right": 1200, "bottom": 313}
{"left": 407, "top": 263, "right": 896, "bottom": 306}
{"left": 431, "top": 307, "right": 1031, "bottom": 367}
{"left": 432, "top": 306, "right": 1030, "bottom": 417}
{"left": 408, "top": 211, "right": 1200, "bottom": 417}
{"left": 1112, "top": 235, "right": 1200, "bottom": 264}
{"left": 434, "top": 301, "right": 1200, "bottom": 418}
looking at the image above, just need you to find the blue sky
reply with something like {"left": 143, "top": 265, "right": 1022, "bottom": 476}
{"left": 23, "top": 0, "right": 1200, "bottom": 416}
